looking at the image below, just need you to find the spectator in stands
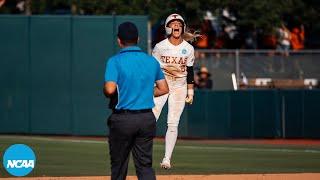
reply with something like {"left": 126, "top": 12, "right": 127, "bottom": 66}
{"left": 194, "top": 23, "right": 209, "bottom": 59}
{"left": 194, "top": 17, "right": 216, "bottom": 59}
{"left": 0, "top": 0, "right": 5, "bottom": 8}
{"left": 291, "top": 25, "right": 305, "bottom": 51}
{"left": 263, "top": 34, "right": 277, "bottom": 50}
{"left": 195, "top": 23, "right": 209, "bottom": 49}
{"left": 275, "top": 23, "right": 291, "bottom": 72}
{"left": 195, "top": 66, "right": 213, "bottom": 89}
{"left": 244, "top": 29, "right": 258, "bottom": 49}
{"left": 262, "top": 33, "right": 278, "bottom": 72}
{"left": 290, "top": 25, "right": 305, "bottom": 77}
{"left": 276, "top": 23, "right": 291, "bottom": 57}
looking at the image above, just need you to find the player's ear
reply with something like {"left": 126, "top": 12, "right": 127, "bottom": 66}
{"left": 137, "top": 37, "right": 140, "bottom": 44}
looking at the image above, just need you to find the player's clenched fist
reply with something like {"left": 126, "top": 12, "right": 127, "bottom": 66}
{"left": 185, "top": 89, "right": 194, "bottom": 104}
{"left": 185, "top": 96, "right": 193, "bottom": 104}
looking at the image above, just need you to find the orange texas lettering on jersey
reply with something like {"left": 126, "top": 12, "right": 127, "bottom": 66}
{"left": 160, "top": 56, "right": 187, "bottom": 65}
{"left": 160, "top": 56, "right": 187, "bottom": 76}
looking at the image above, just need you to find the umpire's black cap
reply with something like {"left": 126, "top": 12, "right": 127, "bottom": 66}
{"left": 117, "top": 22, "right": 138, "bottom": 41}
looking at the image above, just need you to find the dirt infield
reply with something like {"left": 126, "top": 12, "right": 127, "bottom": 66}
{"left": 2, "top": 174, "right": 320, "bottom": 180}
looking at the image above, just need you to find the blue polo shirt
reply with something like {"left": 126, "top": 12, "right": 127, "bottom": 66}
{"left": 104, "top": 46, "right": 164, "bottom": 110}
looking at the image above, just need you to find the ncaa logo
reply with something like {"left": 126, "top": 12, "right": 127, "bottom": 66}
{"left": 2, "top": 144, "right": 36, "bottom": 177}
{"left": 182, "top": 49, "right": 187, "bottom": 54}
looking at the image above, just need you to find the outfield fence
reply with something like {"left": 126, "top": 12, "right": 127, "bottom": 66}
{"left": 0, "top": 15, "right": 319, "bottom": 138}
{"left": 0, "top": 15, "right": 148, "bottom": 136}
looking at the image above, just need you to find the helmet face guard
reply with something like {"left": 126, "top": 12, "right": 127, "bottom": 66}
{"left": 165, "top": 13, "right": 186, "bottom": 36}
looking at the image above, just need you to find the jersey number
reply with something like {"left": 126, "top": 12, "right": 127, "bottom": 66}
{"left": 180, "top": 65, "right": 186, "bottom": 72}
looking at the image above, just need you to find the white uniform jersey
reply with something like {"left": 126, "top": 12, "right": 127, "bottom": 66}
{"left": 152, "top": 38, "right": 195, "bottom": 78}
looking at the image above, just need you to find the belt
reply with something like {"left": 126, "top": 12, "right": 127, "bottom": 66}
{"left": 113, "top": 109, "right": 152, "bottom": 114}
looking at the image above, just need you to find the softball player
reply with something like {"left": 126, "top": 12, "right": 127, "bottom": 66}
{"left": 152, "top": 13, "right": 195, "bottom": 169}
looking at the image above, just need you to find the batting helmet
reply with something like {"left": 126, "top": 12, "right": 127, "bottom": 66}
{"left": 165, "top": 13, "right": 186, "bottom": 36}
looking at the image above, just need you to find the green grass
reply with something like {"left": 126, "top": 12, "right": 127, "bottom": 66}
{"left": 1, "top": 135, "right": 320, "bottom": 177}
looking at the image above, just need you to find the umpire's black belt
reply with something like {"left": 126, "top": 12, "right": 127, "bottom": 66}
{"left": 113, "top": 109, "right": 152, "bottom": 114}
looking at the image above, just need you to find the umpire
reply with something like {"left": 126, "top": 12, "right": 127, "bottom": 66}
{"left": 104, "top": 22, "right": 169, "bottom": 180}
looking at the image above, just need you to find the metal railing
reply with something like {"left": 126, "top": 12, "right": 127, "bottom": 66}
{"left": 194, "top": 49, "right": 320, "bottom": 90}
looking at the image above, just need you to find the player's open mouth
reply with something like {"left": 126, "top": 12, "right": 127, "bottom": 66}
{"left": 173, "top": 29, "right": 179, "bottom": 32}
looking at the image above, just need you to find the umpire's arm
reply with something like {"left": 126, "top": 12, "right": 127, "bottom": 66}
{"left": 104, "top": 82, "right": 117, "bottom": 97}
{"left": 154, "top": 79, "right": 169, "bottom": 97}
{"left": 154, "top": 59, "right": 169, "bottom": 97}
{"left": 104, "top": 58, "right": 118, "bottom": 97}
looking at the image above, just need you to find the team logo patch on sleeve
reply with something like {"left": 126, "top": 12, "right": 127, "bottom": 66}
{"left": 182, "top": 49, "right": 187, "bottom": 54}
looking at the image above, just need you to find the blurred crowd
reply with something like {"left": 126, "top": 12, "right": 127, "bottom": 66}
{"left": 153, "top": 9, "right": 306, "bottom": 53}
{"left": 0, "top": 1, "right": 313, "bottom": 52}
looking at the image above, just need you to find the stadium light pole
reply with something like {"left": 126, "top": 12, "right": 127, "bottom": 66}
{"left": 281, "top": 95, "right": 286, "bottom": 138}
{"left": 71, "top": 0, "right": 79, "bottom": 15}
{"left": 235, "top": 49, "right": 240, "bottom": 89}
{"left": 25, "top": 0, "right": 31, "bottom": 15}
